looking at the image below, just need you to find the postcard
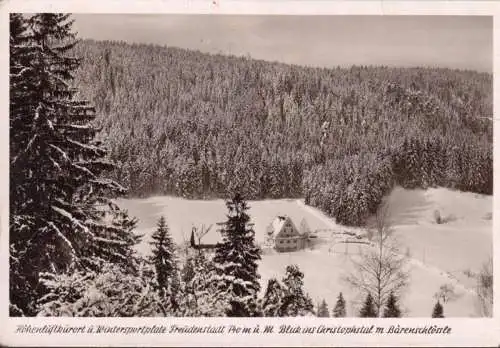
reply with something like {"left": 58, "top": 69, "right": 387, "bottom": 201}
{"left": 1, "top": 1, "right": 498, "bottom": 346}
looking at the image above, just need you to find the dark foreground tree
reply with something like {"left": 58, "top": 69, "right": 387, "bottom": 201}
{"left": 9, "top": 13, "right": 35, "bottom": 316}
{"left": 359, "top": 293, "right": 377, "bottom": 318}
{"left": 383, "top": 292, "right": 401, "bottom": 318}
{"left": 332, "top": 292, "right": 347, "bottom": 317}
{"left": 279, "top": 265, "right": 315, "bottom": 316}
{"left": 149, "top": 216, "right": 178, "bottom": 296}
{"left": 432, "top": 301, "right": 445, "bottom": 318}
{"left": 9, "top": 13, "right": 137, "bottom": 316}
{"left": 213, "top": 194, "right": 261, "bottom": 316}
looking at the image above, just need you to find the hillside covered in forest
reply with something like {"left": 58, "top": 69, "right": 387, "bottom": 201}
{"left": 73, "top": 39, "right": 493, "bottom": 226}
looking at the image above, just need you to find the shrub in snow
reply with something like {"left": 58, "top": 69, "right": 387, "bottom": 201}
{"left": 433, "top": 209, "right": 457, "bottom": 224}
{"left": 37, "top": 262, "right": 169, "bottom": 317}
{"left": 434, "top": 210, "right": 443, "bottom": 224}
{"left": 182, "top": 252, "right": 230, "bottom": 317}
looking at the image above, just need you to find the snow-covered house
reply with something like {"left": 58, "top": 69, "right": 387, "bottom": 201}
{"left": 269, "top": 215, "right": 308, "bottom": 252}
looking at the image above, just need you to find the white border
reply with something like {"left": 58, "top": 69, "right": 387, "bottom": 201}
{"left": 1, "top": 1, "right": 499, "bottom": 347}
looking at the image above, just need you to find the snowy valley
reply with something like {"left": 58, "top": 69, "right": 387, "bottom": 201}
{"left": 116, "top": 186, "right": 492, "bottom": 317}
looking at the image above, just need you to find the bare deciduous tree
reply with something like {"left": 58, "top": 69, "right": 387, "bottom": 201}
{"left": 194, "top": 224, "right": 213, "bottom": 245}
{"left": 476, "top": 256, "right": 493, "bottom": 317}
{"left": 344, "top": 201, "right": 409, "bottom": 316}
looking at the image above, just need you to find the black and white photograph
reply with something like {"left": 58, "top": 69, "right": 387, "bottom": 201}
{"left": 7, "top": 9, "right": 494, "bottom": 324}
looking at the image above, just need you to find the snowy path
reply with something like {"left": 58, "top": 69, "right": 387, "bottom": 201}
{"left": 295, "top": 199, "right": 477, "bottom": 297}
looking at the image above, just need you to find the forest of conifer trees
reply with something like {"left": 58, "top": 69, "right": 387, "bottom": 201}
{"left": 72, "top": 39, "right": 492, "bottom": 226}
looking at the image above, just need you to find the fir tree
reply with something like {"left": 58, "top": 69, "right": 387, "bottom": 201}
{"left": 432, "top": 301, "right": 444, "bottom": 318}
{"left": 9, "top": 12, "right": 38, "bottom": 317}
{"left": 279, "top": 265, "right": 315, "bottom": 316}
{"left": 332, "top": 292, "right": 347, "bottom": 317}
{"left": 383, "top": 292, "right": 401, "bottom": 318}
{"left": 106, "top": 207, "right": 142, "bottom": 271}
{"left": 317, "top": 299, "right": 330, "bottom": 317}
{"left": 9, "top": 13, "right": 137, "bottom": 316}
{"left": 149, "top": 216, "right": 177, "bottom": 295}
{"left": 359, "top": 293, "right": 377, "bottom": 318}
{"left": 213, "top": 194, "right": 261, "bottom": 317}
{"left": 9, "top": 13, "right": 32, "bottom": 125}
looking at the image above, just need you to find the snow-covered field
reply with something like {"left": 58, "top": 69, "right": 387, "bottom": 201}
{"left": 115, "top": 186, "right": 492, "bottom": 317}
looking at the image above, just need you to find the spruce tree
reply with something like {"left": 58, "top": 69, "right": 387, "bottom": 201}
{"left": 213, "top": 194, "right": 261, "bottom": 317}
{"left": 106, "top": 207, "right": 142, "bottom": 271}
{"left": 9, "top": 13, "right": 32, "bottom": 125}
{"left": 279, "top": 265, "right": 315, "bottom": 316}
{"left": 9, "top": 13, "right": 37, "bottom": 316}
{"left": 359, "top": 293, "right": 377, "bottom": 318}
{"left": 332, "top": 292, "right": 347, "bottom": 317}
{"left": 432, "top": 301, "right": 444, "bottom": 318}
{"left": 9, "top": 13, "right": 138, "bottom": 316}
{"left": 149, "top": 216, "right": 177, "bottom": 294}
{"left": 317, "top": 299, "right": 330, "bottom": 317}
{"left": 383, "top": 292, "right": 401, "bottom": 318}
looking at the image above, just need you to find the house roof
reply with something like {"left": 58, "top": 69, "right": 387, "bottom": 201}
{"left": 272, "top": 215, "right": 287, "bottom": 235}
{"left": 273, "top": 215, "right": 305, "bottom": 240}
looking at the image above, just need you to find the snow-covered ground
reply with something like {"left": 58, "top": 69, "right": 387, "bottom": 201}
{"left": 115, "top": 186, "right": 492, "bottom": 317}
